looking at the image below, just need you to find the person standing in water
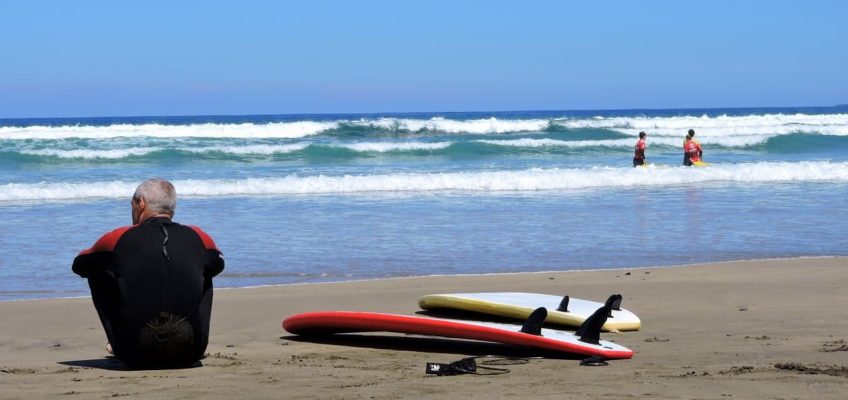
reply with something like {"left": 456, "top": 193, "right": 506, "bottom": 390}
{"left": 633, "top": 131, "right": 647, "bottom": 167}
{"left": 683, "top": 129, "right": 703, "bottom": 166}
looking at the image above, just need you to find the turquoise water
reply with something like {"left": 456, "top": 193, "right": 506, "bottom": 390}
{"left": 1, "top": 107, "right": 847, "bottom": 301}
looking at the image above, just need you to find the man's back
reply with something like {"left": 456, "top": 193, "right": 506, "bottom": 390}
{"left": 73, "top": 216, "right": 224, "bottom": 367}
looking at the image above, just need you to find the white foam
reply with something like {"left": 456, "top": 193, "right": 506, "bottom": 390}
{"left": 355, "top": 117, "right": 551, "bottom": 134}
{"left": 185, "top": 143, "right": 309, "bottom": 155}
{"left": 554, "top": 113, "right": 848, "bottom": 137}
{"left": 2, "top": 161, "right": 846, "bottom": 203}
{"left": 338, "top": 141, "right": 452, "bottom": 152}
{"left": 0, "top": 180, "right": 139, "bottom": 202}
{"left": 20, "top": 147, "right": 159, "bottom": 159}
{"left": 476, "top": 138, "right": 629, "bottom": 148}
{"left": 2, "top": 113, "right": 847, "bottom": 140}
{"left": 9, "top": 134, "right": 779, "bottom": 161}
{"left": 477, "top": 135, "right": 774, "bottom": 148}
{"left": 10, "top": 142, "right": 449, "bottom": 158}
{"left": 0, "top": 121, "right": 339, "bottom": 140}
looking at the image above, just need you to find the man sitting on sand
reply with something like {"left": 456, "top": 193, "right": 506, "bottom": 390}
{"left": 72, "top": 178, "right": 224, "bottom": 368}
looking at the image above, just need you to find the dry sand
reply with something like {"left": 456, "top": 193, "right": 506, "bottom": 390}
{"left": 1, "top": 257, "right": 847, "bottom": 399}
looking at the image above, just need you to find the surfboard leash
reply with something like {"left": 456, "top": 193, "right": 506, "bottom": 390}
{"left": 425, "top": 356, "right": 533, "bottom": 376}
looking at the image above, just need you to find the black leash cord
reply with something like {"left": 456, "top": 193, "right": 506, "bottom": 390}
{"left": 425, "top": 356, "right": 538, "bottom": 376}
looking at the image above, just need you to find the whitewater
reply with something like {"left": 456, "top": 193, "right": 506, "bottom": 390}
{"left": 1, "top": 107, "right": 847, "bottom": 301}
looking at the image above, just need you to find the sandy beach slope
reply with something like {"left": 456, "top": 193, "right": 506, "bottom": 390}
{"left": 1, "top": 257, "right": 847, "bottom": 399}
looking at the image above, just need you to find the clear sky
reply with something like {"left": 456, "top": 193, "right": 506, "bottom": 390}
{"left": 1, "top": 0, "right": 845, "bottom": 118}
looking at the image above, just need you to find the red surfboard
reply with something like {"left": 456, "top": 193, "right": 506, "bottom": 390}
{"left": 283, "top": 307, "right": 633, "bottom": 359}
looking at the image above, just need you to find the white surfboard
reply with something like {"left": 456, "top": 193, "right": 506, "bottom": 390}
{"left": 418, "top": 292, "right": 641, "bottom": 331}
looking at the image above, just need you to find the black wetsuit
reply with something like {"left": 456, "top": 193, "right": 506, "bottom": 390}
{"left": 72, "top": 216, "right": 224, "bottom": 367}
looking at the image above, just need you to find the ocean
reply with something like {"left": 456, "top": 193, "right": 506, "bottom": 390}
{"left": 1, "top": 107, "right": 847, "bottom": 301}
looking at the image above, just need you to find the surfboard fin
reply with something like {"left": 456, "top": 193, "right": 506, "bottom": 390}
{"left": 575, "top": 305, "right": 610, "bottom": 345}
{"left": 520, "top": 307, "right": 547, "bottom": 336}
{"left": 603, "top": 294, "right": 623, "bottom": 317}
{"left": 556, "top": 295, "right": 570, "bottom": 312}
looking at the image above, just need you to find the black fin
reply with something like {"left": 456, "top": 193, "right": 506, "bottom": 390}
{"left": 575, "top": 305, "right": 610, "bottom": 345}
{"left": 556, "top": 295, "right": 570, "bottom": 312}
{"left": 520, "top": 307, "right": 547, "bottom": 336}
{"left": 610, "top": 294, "right": 623, "bottom": 311}
{"left": 603, "top": 294, "right": 623, "bottom": 317}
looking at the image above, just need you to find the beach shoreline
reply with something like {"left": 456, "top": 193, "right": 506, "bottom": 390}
{"left": 4, "top": 255, "right": 833, "bottom": 304}
{"left": 2, "top": 257, "right": 847, "bottom": 399}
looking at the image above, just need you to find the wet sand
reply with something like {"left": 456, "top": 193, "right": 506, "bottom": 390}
{"left": 1, "top": 257, "right": 847, "bottom": 399}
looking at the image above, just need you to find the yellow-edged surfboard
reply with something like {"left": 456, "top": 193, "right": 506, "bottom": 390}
{"left": 418, "top": 292, "right": 641, "bottom": 332}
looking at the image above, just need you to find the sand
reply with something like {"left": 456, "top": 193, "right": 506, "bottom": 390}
{"left": 1, "top": 257, "right": 847, "bottom": 399}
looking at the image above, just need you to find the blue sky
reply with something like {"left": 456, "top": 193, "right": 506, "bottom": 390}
{"left": 1, "top": 1, "right": 845, "bottom": 118}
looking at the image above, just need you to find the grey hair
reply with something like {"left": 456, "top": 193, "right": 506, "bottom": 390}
{"left": 133, "top": 178, "right": 177, "bottom": 216}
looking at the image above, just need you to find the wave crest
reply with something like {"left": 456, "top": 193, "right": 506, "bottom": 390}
{"left": 2, "top": 113, "right": 847, "bottom": 140}
{"left": 553, "top": 113, "right": 848, "bottom": 137}
{"left": 3, "top": 161, "right": 846, "bottom": 203}
{"left": 0, "top": 121, "right": 338, "bottom": 140}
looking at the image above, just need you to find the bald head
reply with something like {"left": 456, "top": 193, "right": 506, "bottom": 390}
{"left": 132, "top": 179, "right": 176, "bottom": 224}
